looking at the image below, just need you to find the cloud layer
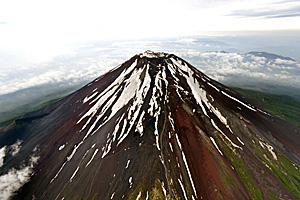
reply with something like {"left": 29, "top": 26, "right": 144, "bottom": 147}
{"left": 0, "top": 155, "right": 39, "bottom": 200}
{"left": 0, "top": 144, "right": 38, "bottom": 200}
{"left": 177, "top": 51, "right": 300, "bottom": 88}
{"left": 0, "top": 50, "right": 125, "bottom": 96}
{"left": 1, "top": 38, "right": 300, "bottom": 97}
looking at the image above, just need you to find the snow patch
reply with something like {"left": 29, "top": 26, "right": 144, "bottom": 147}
{"left": 237, "top": 137, "right": 244, "bottom": 145}
{"left": 111, "top": 192, "right": 115, "bottom": 199}
{"left": 162, "top": 182, "right": 167, "bottom": 198}
{"left": 257, "top": 108, "right": 272, "bottom": 116}
{"left": 86, "top": 149, "right": 99, "bottom": 167}
{"left": 136, "top": 191, "right": 142, "bottom": 200}
{"left": 70, "top": 166, "right": 79, "bottom": 182}
{"left": 102, "top": 140, "right": 112, "bottom": 158}
{"left": 83, "top": 91, "right": 98, "bottom": 104}
{"left": 259, "top": 141, "right": 277, "bottom": 160}
{"left": 136, "top": 111, "right": 145, "bottom": 136}
{"left": 58, "top": 144, "right": 65, "bottom": 151}
{"left": 154, "top": 116, "right": 161, "bottom": 151}
{"left": 169, "top": 142, "right": 173, "bottom": 152}
{"left": 221, "top": 91, "right": 256, "bottom": 112}
{"left": 210, "top": 137, "right": 223, "bottom": 155}
{"left": 67, "top": 142, "right": 83, "bottom": 161}
{"left": 125, "top": 160, "right": 131, "bottom": 169}
{"left": 175, "top": 134, "right": 182, "bottom": 150}
{"left": 129, "top": 176, "right": 133, "bottom": 188}
{"left": 182, "top": 152, "right": 198, "bottom": 197}
{"left": 211, "top": 119, "right": 242, "bottom": 150}
{"left": 168, "top": 113, "right": 175, "bottom": 131}
{"left": 207, "top": 82, "right": 220, "bottom": 92}
{"left": 178, "top": 179, "right": 188, "bottom": 200}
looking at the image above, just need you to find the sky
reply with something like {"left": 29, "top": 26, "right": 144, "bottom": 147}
{"left": 0, "top": 0, "right": 299, "bottom": 64}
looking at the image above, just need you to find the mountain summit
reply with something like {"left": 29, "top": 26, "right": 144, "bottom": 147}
{"left": 1, "top": 51, "right": 300, "bottom": 199}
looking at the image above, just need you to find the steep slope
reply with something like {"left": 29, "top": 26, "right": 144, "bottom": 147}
{"left": 1, "top": 51, "right": 300, "bottom": 200}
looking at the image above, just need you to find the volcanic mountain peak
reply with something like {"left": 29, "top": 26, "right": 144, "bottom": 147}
{"left": 1, "top": 52, "right": 300, "bottom": 200}
{"left": 139, "top": 50, "right": 169, "bottom": 58}
{"left": 78, "top": 51, "right": 241, "bottom": 152}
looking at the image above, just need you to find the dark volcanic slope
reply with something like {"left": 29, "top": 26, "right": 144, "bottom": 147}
{"left": 1, "top": 51, "right": 300, "bottom": 200}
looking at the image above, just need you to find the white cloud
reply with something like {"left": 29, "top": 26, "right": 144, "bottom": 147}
{"left": 0, "top": 53, "right": 124, "bottom": 95}
{"left": 10, "top": 140, "right": 22, "bottom": 157}
{"left": 176, "top": 50, "right": 300, "bottom": 88}
{"left": 0, "top": 147, "right": 6, "bottom": 168}
{"left": 274, "top": 58, "right": 296, "bottom": 64}
{"left": 0, "top": 154, "right": 39, "bottom": 200}
{"left": 175, "top": 38, "right": 197, "bottom": 44}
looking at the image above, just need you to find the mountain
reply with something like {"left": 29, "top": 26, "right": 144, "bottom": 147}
{"left": 1, "top": 51, "right": 300, "bottom": 200}
{"left": 247, "top": 51, "right": 295, "bottom": 61}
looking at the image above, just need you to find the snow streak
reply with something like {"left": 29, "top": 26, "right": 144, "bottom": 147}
{"left": 221, "top": 91, "right": 256, "bottom": 112}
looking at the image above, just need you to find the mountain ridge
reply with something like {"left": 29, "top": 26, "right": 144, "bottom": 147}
{"left": 247, "top": 51, "right": 295, "bottom": 61}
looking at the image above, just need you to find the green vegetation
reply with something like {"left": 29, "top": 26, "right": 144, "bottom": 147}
{"left": 0, "top": 115, "right": 22, "bottom": 127}
{"left": 91, "top": 193, "right": 97, "bottom": 200}
{"left": 269, "top": 191, "right": 280, "bottom": 200}
{"left": 225, "top": 173, "right": 236, "bottom": 188}
{"left": 218, "top": 135, "right": 263, "bottom": 200}
{"left": 32, "top": 97, "right": 63, "bottom": 111}
{"left": 70, "top": 194, "right": 81, "bottom": 200}
{"left": 183, "top": 179, "right": 193, "bottom": 199}
{"left": 127, "top": 178, "right": 179, "bottom": 200}
{"left": 227, "top": 88, "right": 300, "bottom": 198}
{"left": 0, "top": 97, "right": 62, "bottom": 127}
{"left": 127, "top": 179, "right": 145, "bottom": 200}
{"left": 253, "top": 138, "right": 300, "bottom": 198}
{"left": 232, "top": 87, "right": 300, "bottom": 128}
{"left": 149, "top": 179, "right": 166, "bottom": 200}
